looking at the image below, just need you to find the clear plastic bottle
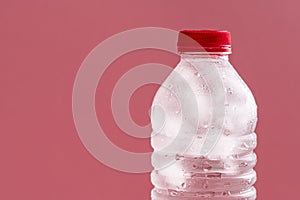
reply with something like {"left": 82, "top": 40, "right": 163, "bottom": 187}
{"left": 150, "top": 30, "right": 257, "bottom": 200}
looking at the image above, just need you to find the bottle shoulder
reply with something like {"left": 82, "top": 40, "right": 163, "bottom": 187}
{"left": 151, "top": 57, "right": 258, "bottom": 156}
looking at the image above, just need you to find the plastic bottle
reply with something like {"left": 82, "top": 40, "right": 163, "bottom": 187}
{"left": 150, "top": 30, "right": 257, "bottom": 199}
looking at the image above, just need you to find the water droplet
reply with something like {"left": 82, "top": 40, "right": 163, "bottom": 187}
{"left": 181, "top": 182, "right": 186, "bottom": 188}
{"left": 226, "top": 88, "right": 233, "bottom": 95}
{"left": 224, "top": 129, "right": 231, "bottom": 136}
{"left": 194, "top": 72, "right": 201, "bottom": 77}
{"left": 202, "top": 182, "right": 208, "bottom": 189}
{"left": 170, "top": 190, "right": 178, "bottom": 196}
{"left": 156, "top": 189, "right": 162, "bottom": 194}
{"left": 222, "top": 191, "right": 231, "bottom": 196}
{"left": 230, "top": 154, "right": 239, "bottom": 159}
{"left": 199, "top": 155, "right": 206, "bottom": 159}
{"left": 175, "top": 110, "right": 180, "bottom": 114}
{"left": 201, "top": 84, "right": 209, "bottom": 92}
{"left": 203, "top": 164, "right": 212, "bottom": 172}
{"left": 175, "top": 154, "right": 184, "bottom": 160}
{"left": 197, "top": 134, "right": 203, "bottom": 139}
{"left": 239, "top": 162, "right": 248, "bottom": 167}
{"left": 192, "top": 164, "right": 198, "bottom": 169}
{"left": 241, "top": 179, "right": 252, "bottom": 185}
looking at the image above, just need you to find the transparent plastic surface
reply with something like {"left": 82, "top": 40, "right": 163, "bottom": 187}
{"left": 151, "top": 54, "right": 257, "bottom": 200}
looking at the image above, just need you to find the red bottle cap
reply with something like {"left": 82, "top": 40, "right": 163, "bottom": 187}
{"left": 177, "top": 30, "right": 231, "bottom": 53}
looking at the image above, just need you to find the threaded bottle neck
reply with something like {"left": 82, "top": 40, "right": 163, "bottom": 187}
{"left": 179, "top": 52, "right": 229, "bottom": 61}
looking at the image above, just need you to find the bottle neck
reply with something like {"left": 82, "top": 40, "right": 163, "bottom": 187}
{"left": 179, "top": 52, "right": 230, "bottom": 61}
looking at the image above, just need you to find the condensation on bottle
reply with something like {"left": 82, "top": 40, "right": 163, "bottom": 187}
{"left": 150, "top": 30, "right": 258, "bottom": 200}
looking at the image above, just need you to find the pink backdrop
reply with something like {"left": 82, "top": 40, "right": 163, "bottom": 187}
{"left": 1, "top": 0, "right": 299, "bottom": 199}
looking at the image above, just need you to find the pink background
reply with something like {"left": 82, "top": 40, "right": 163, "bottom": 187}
{"left": 1, "top": 0, "right": 299, "bottom": 199}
